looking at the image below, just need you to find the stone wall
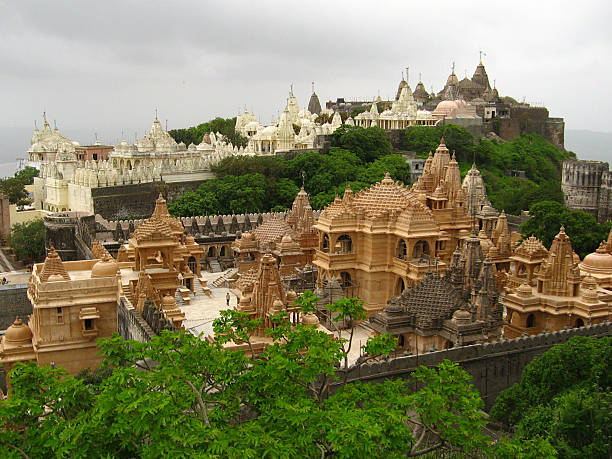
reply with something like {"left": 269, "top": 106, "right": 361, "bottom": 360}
{"left": 506, "top": 212, "right": 530, "bottom": 233}
{"left": 333, "top": 322, "right": 612, "bottom": 409}
{"left": 91, "top": 179, "right": 213, "bottom": 220}
{"left": 562, "top": 160, "right": 611, "bottom": 223}
{"left": 117, "top": 297, "right": 155, "bottom": 342}
{"left": 0, "top": 284, "right": 31, "bottom": 330}
{"left": 44, "top": 212, "right": 96, "bottom": 261}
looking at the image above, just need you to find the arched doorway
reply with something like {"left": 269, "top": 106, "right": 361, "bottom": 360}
{"left": 395, "top": 277, "right": 405, "bottom": 295}
{"left": 321, "top": 234, "right": 330, "bottom": 253}
{"left": 220, "top": 246, "right": 226, "bottom": 257}
{"left": 412, "top": 240, "right": 429, "bottom": 259}
{"left": 335, "top": 234, "right": 352, "bottom": 254}
{"left": 396, "top": 239, "right": 407, "bottom": 260}
{"left": 207, "top": 246, "right": 216, "bottom": 258}
{"left": 526, "top": 313, "right": 535, "bottom": 328}
{"left": 575, "top": 318, "right": 584, "bottom": 328}
{"left": 187, "top": 256, "right": 197, "bottom": 274}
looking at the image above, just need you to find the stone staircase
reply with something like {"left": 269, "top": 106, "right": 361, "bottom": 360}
{"left": 212, "top": 267, "right": 239, "bottom": 287}
{"left": 121, "top": 284, "right": 134, "bottom": 305}
{"left": 208, "top": 259, "right": 223, "bottom": 273}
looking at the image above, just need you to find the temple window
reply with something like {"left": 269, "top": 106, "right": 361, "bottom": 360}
{"left": 398, "top": 335, "right": 405, "bottom": 348}
{"left": 526, "top": 313, "right": 535, "bottom": 328}
{"left": 84, "top": 319, "right": 94, "bottom": 331}
{"left": 335, "top": 235, "right": 353, "bottom": 254}
{"left": 321, "top": 234, "right": 330, "bottom": 253}
{"left": 340, "top": 271, "right": 352, "bottom": 288}
{"left": 56, "top": 307, "right": 64, "bottom": 325}
{"left": 412, "top": 240, "right": 430, "bottom": 259}
{"left": 396, "top": 239, "right": 408, "bottom": 260}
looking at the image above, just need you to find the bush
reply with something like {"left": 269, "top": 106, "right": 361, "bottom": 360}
{"left": 9, "top": 219, "right": 45, "bottom": 261}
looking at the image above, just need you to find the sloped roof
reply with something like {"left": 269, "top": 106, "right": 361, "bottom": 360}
{"left": 252, "top": 217, "right": 293, "bottom": 244}
{"left": 39, "top": 246, "right": 71, "bottom": 282}
{"left": 390, "top": 272, "right": 462, "bottom": 329}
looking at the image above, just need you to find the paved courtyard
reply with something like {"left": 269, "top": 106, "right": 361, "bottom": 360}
{"left": 179, "top": 269, "right": 375, "bottom": 365}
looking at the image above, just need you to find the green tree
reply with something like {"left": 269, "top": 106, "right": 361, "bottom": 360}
{"left": 331, "top": 125, "right": 393, "bottom": 162}
{"left": 0, "top": 178, "right": 30, "bottom": 205}
{"left": 520, "top": 201, "right": 611, "bottom": 258}
{"left": 9, "top": 219, "right": 45, "bottom": 261}
{"left": 169, "top": 117, "right": 248, "bottom": 148}
{"left": 0, "top": 293, "right": 552, "bottom": 458}
{"left": 491, "top": 336, "right": 612, "bottom": 458}
{"left": 13, "top": 166, "right": 39, "bottom": 185}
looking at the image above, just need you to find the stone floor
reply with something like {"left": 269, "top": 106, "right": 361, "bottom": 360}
{"left": 0, "top": 270, "right": 31, "bottom": 285}
{"left": 179, "top": 268, "right": 374, "bottom": 365}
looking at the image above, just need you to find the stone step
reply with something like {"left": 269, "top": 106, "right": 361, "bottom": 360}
{"left": 212, "top": 267, "right": 239, "bottom": 287}
{"left": 208, "top": 259, "right": 223, "bottom": 273}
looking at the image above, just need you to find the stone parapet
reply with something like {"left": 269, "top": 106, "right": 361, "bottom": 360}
{"left": 333, "top": 322, "right": 612, "bottom": 409}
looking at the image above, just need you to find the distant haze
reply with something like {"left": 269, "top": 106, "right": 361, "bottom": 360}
{"left": 1, "top": 0, "right": 611, "bottom": 166}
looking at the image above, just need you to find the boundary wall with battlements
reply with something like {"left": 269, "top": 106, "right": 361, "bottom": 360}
{"left": 332, "top": 322, "right": 612, "bottom": 409}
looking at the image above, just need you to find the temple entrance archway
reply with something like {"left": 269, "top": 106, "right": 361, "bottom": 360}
{"left": 207, "top": 246, "right": 217, "bottom": 258}
{"left": 574, "top": 318, "right": 584, "bottom": 328}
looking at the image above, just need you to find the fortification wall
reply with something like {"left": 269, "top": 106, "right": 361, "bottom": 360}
{"left": 117, "top": 297, "right": 155, "bottom": 343}
{"left": 0, "top": 284, "right": 31, "bottom": 330}
{"left": 333, "top": 322, "right": 612, "bottom": 409}
{"left": 562, "top": 160, "right": 611, "bottom": 222}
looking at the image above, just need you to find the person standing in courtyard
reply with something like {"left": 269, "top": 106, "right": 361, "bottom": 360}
{"left": 226, "top": 292, "right": 230, "bottom": 306}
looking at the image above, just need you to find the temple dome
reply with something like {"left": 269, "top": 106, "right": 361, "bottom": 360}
{"left": 580, "top": 242, "right": 612, "bottom": 273}
{"left": 452, "top": 308, "right": 472, "bottom": 324}
{"left": 4, "top": 318, "right": 33, "bottom": 344}
{"left": 91, "top": 255, "right": 118, "bottom": 277}
{"left": 301, "top": 312, "right": 320, "bottom": 326}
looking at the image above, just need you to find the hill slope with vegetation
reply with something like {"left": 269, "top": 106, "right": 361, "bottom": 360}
{"left": 400, "top": 124, "right": 575, "bottom": 215}
{"left": 169, "top": 122, "right": 576, "bottom": 220}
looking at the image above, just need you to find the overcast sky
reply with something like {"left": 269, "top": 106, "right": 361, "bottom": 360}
{"left": 1, "top": 0, "right": 611, "bottom": 153}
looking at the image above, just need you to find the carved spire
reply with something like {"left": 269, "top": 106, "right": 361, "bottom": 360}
{"left": 40, "top": 245, "right": 71, "bottom": 282}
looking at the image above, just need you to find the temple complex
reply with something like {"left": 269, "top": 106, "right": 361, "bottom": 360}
{"left": 503, "top": 227, "right": 612, "bottom": 338}
{"left": 313, "top": 140, "right": 472, "bottom": 315}
{"left": 214, "top": 253, "right": 328, "bottom": 355}
{"left": 233, "top": 187, "right": 318, "bottom": 292}
{"left": 0, "top": 246, "right": 119, "bottom": 387}
{"left": 354, "top": 84, "right": 436, "bottom": 129}
{"left": 370, "top": 231, "right": 503, "bottom": 353}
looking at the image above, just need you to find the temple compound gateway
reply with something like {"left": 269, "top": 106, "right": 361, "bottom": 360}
{"left": 313, "top": 140, "right": 471, "bottom": 315}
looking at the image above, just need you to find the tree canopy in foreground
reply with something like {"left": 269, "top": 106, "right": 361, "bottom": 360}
{"left": 491, "top": 335, "right": 612, "bottom": 459}
{"left": 0, "top": 294, "right": 552, "bottom": 458}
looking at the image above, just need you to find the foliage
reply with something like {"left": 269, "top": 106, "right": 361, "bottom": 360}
{"left": 330, "top": 125, "right": 393, "bottom": 162}
{"left": 0, "top": 293, "right": 549, "bottom": 458}
{"left": 170, "top": 146, "right": 411, "bottom": 216}
{"left": 400, "top": 123, "right": 475, "bottom": 163}
{"left": 520, "top": 201, "right": 612, "bottom": 258}
{"left": 13, "top": 166, "right": 39, "bottom": 186}
{"left": 8, "top": 219, "right": 45, "bottom": 261}
{"left": 168, "top": 117, "right": 248, "bottom": 148}
{"left": 491, "top": 336, "right": 612, "bottom": 458}
{"left": 0, "top": 178, "right": 30, "bottom": 205}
